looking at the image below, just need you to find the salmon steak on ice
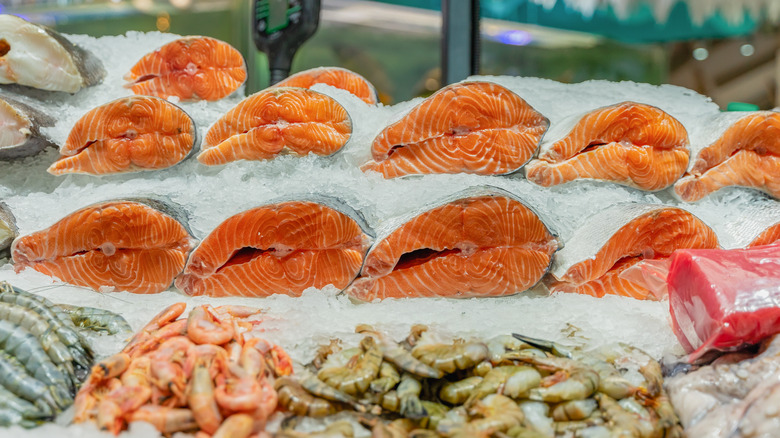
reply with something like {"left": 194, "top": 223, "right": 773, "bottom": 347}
{"left": 345, "top": 187, "right": 559, "bottom": 301}
{"left": 361, "top": 81, "right": 549, "bottom": 178}
{"left": 125, "top": 36, "right": 246, "bottom": 101}
{"left": 675, "top": 111, "right": 780, "bottom": 202}
{"left": 197, "top": 87, "right": 352, "bottom": 165}
{"left": 12, "top": 199, "right": 195, "bottom": 294}
{"left": 273, "top": 67, "right": 378, "bottom": 105}
{"left": 175, "top": 197, "right": 373, "bottom": 297}
{"left": 548, "top": 204, "right": 718, "bottom": 300}
{"left": 48, "top": 96, "right": 197, "bottom": 175}
{"left": 525, "top": 102, "right": 690, "bottom": 191}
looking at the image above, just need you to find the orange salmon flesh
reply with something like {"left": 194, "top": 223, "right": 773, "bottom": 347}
{"left": 362, "top": 81, "right": 549, "bottom": 178}
{"left": 198, "top": 88, "right": 351, "bottom": 165}
{"left": 48, "top": 96, "right": 196, "bottom": 175}
{"left": 125, "top": 36, "right": 246, "bottom": 102}
{"left": 12, "top": 201, "right": 194, "bottom": 294}
{"left": 550, "top": 208, "right": 718, "bottom": 300}
{"left": 274, "top": 67, "right": 378, "bottom": 105}
{"left": 175, "top": 201, "right": 371, "bottom": 297}
{"left": 525, "top": 102, "right": 689, "bottom": 191}
{"left": 675, "top": 112, "right": 780, "bottom": 201}
{"left": 345, "top": 195, "right": 558, "bottom": 300}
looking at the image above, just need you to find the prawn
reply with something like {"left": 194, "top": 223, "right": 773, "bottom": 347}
{"left": 187, "top": 358, "right": 223, "bottom": 434}
{"left": 187, "top": 305, "right": 234, "bottom": 345}
{"left": 467, "top": 366, "right": 541, "bottom": 404}
{"left": 128, "top": 405, "right": 198, "bottom": 434}
{"left": 519, "top": 356, "right": 599, "bottom": 403}
{"left": 411, "top": 340, "right": 488, "bottom": 374}
{"left": 213, "top": 413, "right": 254, "bottom": 438}
{"left": 317, "top": 336, "right": 382, "bottom": 395}
{"left": 274, "top": 377, "right": 337, "bottom": 418}
{"left": 370, "top": 361, "right": 401, "bottom": 394}
{"left": 397, "top": 372, "right": 427, "bottom": 419}
{"left": 123, "top": 302, "right": 186, "bottom": 356}
{"left": 440, "top": 376, "right": 483, "bottom": 405}
{"left": 357, "top": 325, "right": 443, "bottom": 379}
{"left": 57, "top": 304, "right": 132, "bottom": 335}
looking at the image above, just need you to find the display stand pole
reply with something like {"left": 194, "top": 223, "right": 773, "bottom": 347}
{"left": 441, "top": 0, "right": 480, "bottom": 85}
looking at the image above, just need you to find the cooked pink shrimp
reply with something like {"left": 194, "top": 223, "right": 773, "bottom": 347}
{"left": 187, "top": 358, "right": 223, "bottom": 434}
{"left": 187, "top": 305, "right": 234, "bottom": 345}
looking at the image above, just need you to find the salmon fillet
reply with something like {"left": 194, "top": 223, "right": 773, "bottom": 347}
{"left": 274, "top": 67, "right": 378, "bottom": 105}
{"left": 749, "top": 222, "right": 780, "bottom": 247}
{"left": 125, "top": 36, "right": 246, "bottom": 101}
{"left": 675, "top": 112, "right": 780, "bottom": 201}
{"left": 198, "top": 88, "right": 351, "bottom": 165}
{"left": 361, "top": 81, "right": 548, "bottom": 178}
{"left": 525, "top": 102, "right": 689, "bottom": 191}
{"left": 12, "top": 200, "right": 194, "bottom": 294}
{"left": 48, "top": 96, "right": 196, "bottom": 175}
{"left": 345, "top": 189, "right": 559, "bottom": 300}
{"left": 550, "top": 205, "right": 718, "bottom": 300}
{"left": 175, "top": 200, "right": 372, "bottom": 297}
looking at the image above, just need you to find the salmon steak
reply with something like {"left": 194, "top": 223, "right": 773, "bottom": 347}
{"left": 198, "top": 87, "right": 351, "bottom": 165}
{"left": 175, "top": 197, "right": 373, "bottom": 297}
{"left": 48, "top": 96, "right": 196, "bottom": 175}
{"left": 125, "top": 36, "right": 246, "bottom": 101}
{"left": 525, "top": 102, "right": 689, "bottom": 191}
{"left": 345, "top": 187, "right": 559, "bottom": 301}
{"left": 749, "top": 222, "right": 780, "bottom": 247}
{"left": 361, "top": 81, "right": 548, "bottom": 178}
{"left": 674, "top": 112, "right": 780, "bottom": 202}
{"left": 12, "top": 199, "right": 195, "bottom": 294}
{"left": 549, "top": 204, "right": 718, "bottom": 300}
{"left": 274, "top": 67, "right": 378, "bottom": 105}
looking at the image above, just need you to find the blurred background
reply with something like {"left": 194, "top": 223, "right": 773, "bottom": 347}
{"left": 4, "top": 0, "right": 778, "bottom": 108}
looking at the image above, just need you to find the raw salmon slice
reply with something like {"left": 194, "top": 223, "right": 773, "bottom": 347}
{"left": 345, "top": 187, "right": 559, "bottom": 301}
{"left": 48, "top": 96, "right": 196, "bottom": 175}
{"left": 549, "top": 204, "right": 718, "bottom": 300}
{"left": 674, "top": 112, "right": 780, "bottom": 201}
{"left": 175, "top": 197, "right": 373, "bottom": 297}
{"left": 125, "top": 36, "right": 246, "bottom": 101}
{"left": 749, "top": 222, "right": 780, "bottom": 247}
{"left": 198, "top": 87, "right": 351, "bottom": 165}
{"left": 525, "top": 102, "right": 689, "bottom": 191}
{"left": 274, "top": 67, "right": 378, "bottom": 105}
{"left": 361, "top": 81, "right": 548, "bottom": 178}
{"left": 12, "top": 199, "right": 195, "bottom": 294}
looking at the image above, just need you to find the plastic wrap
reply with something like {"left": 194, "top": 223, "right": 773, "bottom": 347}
{"left": 667, "top": 243, "right": 780, "bottom": 362}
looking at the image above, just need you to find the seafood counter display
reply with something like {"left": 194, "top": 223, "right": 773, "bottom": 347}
{"left": 0, "top": 13, "right": 779, "bottom": 438}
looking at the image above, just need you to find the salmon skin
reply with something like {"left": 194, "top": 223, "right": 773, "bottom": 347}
{"left": 0, "top": 93, "right": 56, "bottom": 159}
{"left": 274, "top": 67, "right": 378, "bottom": 105}
{"left": 0, "top": 14, "right": 105, "bottom": 93}
{"left": 48, "top": 96, "right": 197, "bottom": 176}
{"left": 12, "top": 198, "right": 196, "bottom": 294}
{"left": 198, "top": 87, "right": 352, "bottom": 165}
{"left": 361, "top": 81, "right": 549, "bottom": 178}
{"left": 674, "top": 111, "right": 780, "bottom": 202}
{"left": 125, "top": 36, "right": 246, "bottom": 101}
{"left": 345, "top": 186, "right": 559, "bottom": 301}
{"left": 175, "top": 195, "right": 373, "bottom": 297}
{"left": 525, "top": 102, "right": 690, "bottom": 191}
{"left": 549, "top": 203, "right": 718, "bottom": 300}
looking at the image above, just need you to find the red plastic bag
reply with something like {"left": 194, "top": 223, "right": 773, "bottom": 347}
{"left": 667, "top": 243, "right": 780, "bottom": 362}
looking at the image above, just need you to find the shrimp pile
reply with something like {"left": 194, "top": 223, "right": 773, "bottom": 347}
{"left": 73, "top": 303, "right": 292, "bottom": 437}
{"left": 275, "top": 325, "right": 683, "bottom": 438}
{"left": 0, "top": 281, "right": 127, "bottom": 427}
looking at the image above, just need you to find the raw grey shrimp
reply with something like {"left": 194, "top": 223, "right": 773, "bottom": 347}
{"left": 595, "top": 393, "right": 644, "bottom": 437}
{"left": 511, "top": 334, "right": 574, "bottom": 358}
{"left": 419, "top": 400, "right": 450, "bottom": 430}
{"left": 310, "top": 338, "right": 342, "bottom": 370}
{"left": 277, "top": 420, "right": 356, "bottom": 438}
{"left": 357, "top": 324, "right": 443, "bottom": 379}
{"left": 57, "top": 304, "right": 132, "bottom": 334}
{"left": 519, "top": 356, "right": 599, "bottom": 403}
{"left": 398, "top": 372, "right": 427, "bottom": 419}
{"left": 618, "top": 397, "right": 663, "bottom": 438}
{"left": 301, "top": 371, "right": 359, "bottom": 406}
{"left": 274, "top": 377, "right": 337, "bottom": 417}
{"left": 0, "top": 301, "right": 84, "bottom": 370}
{"left": 0, "top": 319, "right": 74, "bottom": 394}
{"left": 317, "top": 336, "right": 383, "bottom": 395}
{"left": 0, "top": 406, "right": 37, "bottom": 428}
{"left": 439, "top": 394, "right": 524, "bottom": 436}
{"left": 440, "top": 376, "right": 483, "bottom": 405}
{"left": 501, "top": 425, "right": 552, "bottom": 438}
{"left": 0, "top": 350, "right": 64, "bottom": 411}
{"left": 487, "top": 335, "right": 533, "bottom": 365}
{"left": 371, "top": 361, "right": 401, "bottom": 394}
{"left": 411, "top": 340, "right": 488, "bottom": 374}
{"left": 0, "top": 383, "right": 50, "bottom": 421}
